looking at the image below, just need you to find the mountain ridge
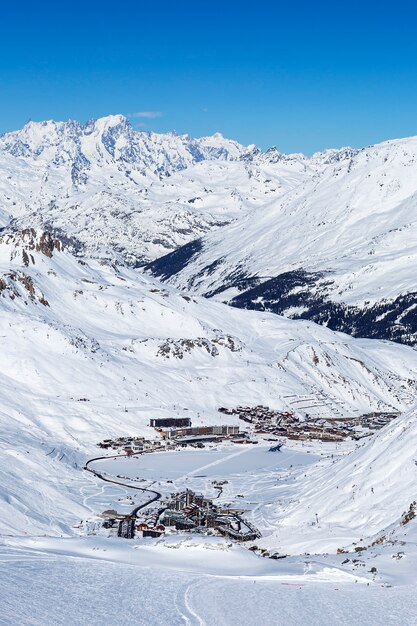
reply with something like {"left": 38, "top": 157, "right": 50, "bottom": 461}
{"left": 2, "top": 115, "right": 417, "bottom": 344}
{"left": 0, "top": 115, "right": 314, "bottom": 265}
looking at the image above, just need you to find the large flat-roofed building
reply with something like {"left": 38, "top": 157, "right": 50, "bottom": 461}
{"left": 150, "top": 417, "right": 192, "bottom": 428}
{"left": 176, "top": 434, "right": 222, "bottom": 444}
{"left": 164, "top": 424, "right": 239, "bottom": 439}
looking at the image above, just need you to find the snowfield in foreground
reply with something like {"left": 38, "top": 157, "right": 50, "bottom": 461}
{"left": 2, "top": 534, "right": 417, "bottom": 626}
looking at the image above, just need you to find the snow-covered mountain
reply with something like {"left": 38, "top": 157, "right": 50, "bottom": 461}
{"left": 289, "top": 403, "right": 417, "bottom": 546}
{"left": 0, "top": 115, "right": 311, "bottom": 265}
{"left": 2, "top": 115, "right": 417, "bottom": 344}
{"left": 0, "top": 114, "right": 248, "bottom": 177}
{"left": 2, "top": 111, "right": 417, "bottom": 619}
{"left": 1, "top": 228, "right": 417, "bottom": 535}
{"left": 2, "top": 117, "right": 417, "bottom": 542}
{"left": 145, "top": 135, "right": 417, "bottom": 345}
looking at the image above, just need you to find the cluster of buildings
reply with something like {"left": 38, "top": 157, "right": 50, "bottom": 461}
{"left": 101, "top": 510, "right": 136, "bottom": 538}
{"left": 97, "top": 418, "right": 242, "bottom": 455}
{"left": 359, "top": 411, "right": 400, "bottom": 430}
{"left": 100, "top": 510, "right": 166, "bottom": 539}
{"left": 97, "top": 436, "right": 165, "bottom": 455}
{"left": 218, "top": 405, "right": 399, "bottom": 442}
{"left": 162, "top": 424, "right": 240, "bottom": 442}
{"left": 150, "top": 417, "right": 240, "bottom": 444}
{"left": 97, "top": 408, "right": 399, "bottom": 457}
{"left": 160, "top": 489, "right": 261, "bottom": 542}
{"left": 219, "top": 405, "right": 294, "bottom": 423}
{"left": 149, "top": 417, "right": 191, "bottom": 429}
{"left": 282, "top": 413, "right": 398, "bottom": 441}
{"left": 100, "top": 489, "right": 261, "bottom": 543}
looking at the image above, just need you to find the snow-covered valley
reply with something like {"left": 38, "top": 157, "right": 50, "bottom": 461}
{"left": 144, "top": 136, "right": 417, "bottom": 345}
{"left": 3, "top": 228, "right": 416, "bottom": 535}
{"left": 1, "top": 226, "right": 417, "bottom": 623}
{"left": 1, "top": 118, "right": 417, "bottom": 624}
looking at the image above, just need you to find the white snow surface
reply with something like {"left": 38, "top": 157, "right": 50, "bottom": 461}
{"left": 2, "top": 116, "right": 417, "bottom": 309}
{"left": 257, "top": 402, "right": 417, "bottom": 554}
{"left": 3, "top": 533, "right": 417, "bottom": 626}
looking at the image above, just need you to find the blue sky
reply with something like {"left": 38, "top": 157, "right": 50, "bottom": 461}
{"left": 1, "top": 1, "right": 417, "bottom": 153}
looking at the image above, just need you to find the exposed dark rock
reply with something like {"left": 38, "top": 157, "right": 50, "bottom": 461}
{"left": 157, "top": 335, "right": 241, "bottom": 359}
{"left": 17, "top": 273, "right": 35, "bottom": 297}
{"left": 0, "top": 228, "right": 63, "bottom": 258}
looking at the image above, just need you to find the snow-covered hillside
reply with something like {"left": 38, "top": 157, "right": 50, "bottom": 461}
{"left": 2, "top": 217, "right": 417, "bottom": 624}
{"left": 258, "top": 402, "right": 417, "bottom": 562}
{"left": 250, "top": 400, "right": 417, "bottom": 583}
{"left": 3, "top": 117, "right": 417, "bottom": 620}
{"left": 146, "top": 136, "right": 417, "bottom": 344}
{"left": 1, "top": 228, "right": 417, "bottom": 536}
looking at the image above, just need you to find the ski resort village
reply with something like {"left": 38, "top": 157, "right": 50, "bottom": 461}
{"left": 79, "top": 401, "right": 404, "bottom": 550}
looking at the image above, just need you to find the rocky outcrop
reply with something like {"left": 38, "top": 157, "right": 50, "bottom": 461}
{"left": 1, "top": 229, "right": 65, "bottom": 266}
{"left": 157, "top": 335, "right": 241, "bottom": 359}
{"left": 0, "top": 270, "right": 49, "bottom": 306}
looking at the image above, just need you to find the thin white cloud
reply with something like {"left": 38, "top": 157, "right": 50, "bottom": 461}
{"left": 130, "top": 111, "right": 163, "bottom": 119}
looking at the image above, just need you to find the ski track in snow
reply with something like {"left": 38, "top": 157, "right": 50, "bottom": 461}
{"left": 177, "top": 445, "right": 251, "bottom": 480}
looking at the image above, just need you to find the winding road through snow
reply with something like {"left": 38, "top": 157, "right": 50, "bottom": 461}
{"left": 84, "top": 453, "right": 162, "bottom": 517}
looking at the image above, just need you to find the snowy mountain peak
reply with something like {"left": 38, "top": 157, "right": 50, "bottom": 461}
{"left": 0, "top": 115, "right": 248, "bottom": 169}
{"left": 89, "top": 113, "right": 129, "bottom": 129}
{"left": 0, "top": 115, "right": 313, "bottom": 266}
{"left": 311, "top": 145, "right": 359, "bottom": 165}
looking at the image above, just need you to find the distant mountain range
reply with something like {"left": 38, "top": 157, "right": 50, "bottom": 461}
{"left": 1, "top": 115, "right": 417, "bottom": 344}
{"left": 0, "top": 114, "right": 310, "bottom": 265}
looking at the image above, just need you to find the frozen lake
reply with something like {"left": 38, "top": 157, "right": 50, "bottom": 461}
{"left": 90, "top": 445, "right": 319, "bottom": 482}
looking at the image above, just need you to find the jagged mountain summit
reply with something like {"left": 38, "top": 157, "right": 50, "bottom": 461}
{"left": 0, "top": 115, "right": 310, "bottom": 265}
{"left": 0, "top": 114, "right": 245, "bottom": 176}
